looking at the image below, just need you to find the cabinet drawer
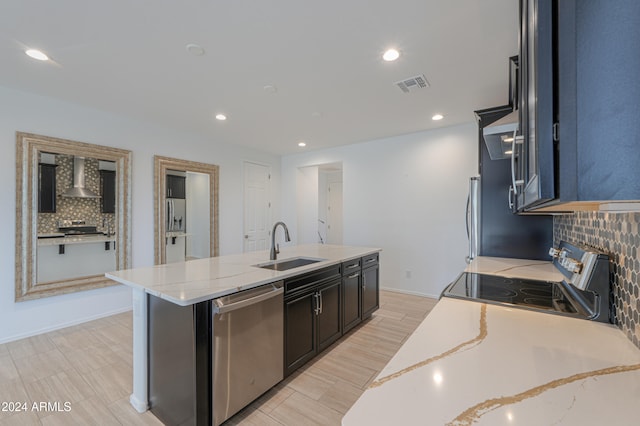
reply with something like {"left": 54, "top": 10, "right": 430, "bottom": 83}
{"left": 341, "top": 259, "right": 361, "bottom": 274}
{"left": 362, "top": 253, "right": 379, "bottom": 268}
{"left": 284, "top": 265, "right": 341, "bottom": 296}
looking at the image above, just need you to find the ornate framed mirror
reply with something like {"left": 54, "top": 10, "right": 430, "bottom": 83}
{"left": 153, "top": 156, "right": 219, "bottom": 264}
{"left": 15, "top": 132, "right": 132, "bottom": 301}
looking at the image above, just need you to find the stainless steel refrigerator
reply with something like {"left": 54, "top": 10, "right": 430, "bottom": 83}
{"left": 167, "top": 198, "right": 186, "bottom": 232}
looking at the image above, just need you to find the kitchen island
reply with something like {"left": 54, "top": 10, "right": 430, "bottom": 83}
{"left": 343, "top": 257, "right": 640, "bottom": 425}
{"left": 106, "top": 243, "right": 380, "bottom": 423}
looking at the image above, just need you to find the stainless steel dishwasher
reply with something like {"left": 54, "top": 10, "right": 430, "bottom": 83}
{"left": 212, "top": 281, "right": 284, "bottom": 426}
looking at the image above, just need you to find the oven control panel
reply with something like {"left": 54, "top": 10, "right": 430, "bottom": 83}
{"left": 549, "top": 241, "right": 611, "bottom": 322}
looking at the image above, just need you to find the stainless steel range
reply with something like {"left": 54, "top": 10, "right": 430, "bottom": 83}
{"left": 442, "top": 241, "right": 612, "bottom": 323}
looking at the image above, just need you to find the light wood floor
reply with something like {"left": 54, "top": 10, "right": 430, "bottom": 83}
{"left": 0, "top": 291, "right": 437, "bottom": 426}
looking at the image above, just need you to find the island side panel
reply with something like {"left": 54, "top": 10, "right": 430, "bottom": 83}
{"left": 148, "top": 294, "right": 211, "bottom": 426}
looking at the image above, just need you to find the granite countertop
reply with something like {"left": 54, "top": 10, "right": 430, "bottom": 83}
{"left": 343, "top": 256, "right": 640, "bottom": 425}
{"left": 106, "top": 244, "right": 380, "bottom": 306}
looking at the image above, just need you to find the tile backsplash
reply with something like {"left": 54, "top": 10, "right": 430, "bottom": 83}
{"left": 38, "top": 154, "right": 114, "bottom": 234}
{"left": 554, "top": 212, "right": 640, "bottom": 347}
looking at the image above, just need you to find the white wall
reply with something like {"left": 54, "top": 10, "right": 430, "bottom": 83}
{"left": 281, "top": 123, "right": 478, "bottom": 298}
{"left": 0, "top": 86, "right": 280, "bottom": 343}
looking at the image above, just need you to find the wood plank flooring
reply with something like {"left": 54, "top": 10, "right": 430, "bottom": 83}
{"left": 0, "top": 291, "right": 437, "bottom": 426}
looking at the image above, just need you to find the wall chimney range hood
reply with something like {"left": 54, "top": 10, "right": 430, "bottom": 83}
{"left": 482, "top": 109, "right": 519, "bottom": 160}
{"left": 61, "top": 157, "right": 101, "bottom": 198}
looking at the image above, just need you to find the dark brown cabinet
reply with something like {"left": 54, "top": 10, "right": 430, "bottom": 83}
{"left": 284, "top": 255, "right": 379, "bottom": 377}
{"left": 362, "top": 254, "right": 379, "bottom": 319}
{"left": 38, "top": 163, "right": 57, "bottom": 213}
{"left": 166, "top": 174, "right": 186, "bottom": 199}
{"left": 316, "top": 280, "right": 342, "bottom": 352}
{"left": 284, "top": 265, "right": 342, "bottom": 377}
{"left": 284, "top": 291, "right": 317, "bottom": 375}
{"left": 342, "top": 258, "right": 362, "bottom": 333}
{"left": 100, "top": 170, "right": 116, "bottom": 214}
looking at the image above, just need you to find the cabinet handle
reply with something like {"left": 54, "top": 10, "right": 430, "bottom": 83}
{"left": 313, "top": 293, "right": 320, "bottom": 315}
{"left": 510, "top": 131, "right": 525, "bottom": 196}
{"left": 318, "top": 292, "right": 323, "bottom": 315}
{"left": 508, "top": 185, "right": 515, "bottom": 210}
{"left": 348, "top": 272, "right": 360, "bottom": 279}
{"left": 362, "top": 276, "right": 366, "bottom": 292}
{"left": 365, "top": 258, "right": 376, "bottom": 264}
{"left": 347, "top": 262, "right": 359, "bottom": 269}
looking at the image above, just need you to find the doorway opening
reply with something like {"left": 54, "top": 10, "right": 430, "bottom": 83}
{"left": 296, "top": 162, "right": 343, "bottom": 245}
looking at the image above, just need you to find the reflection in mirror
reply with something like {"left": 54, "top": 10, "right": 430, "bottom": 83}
{"left": 154, "top": 156, "right": 219, "bottom": 264}
{"left": 16, "top": 132, "right": 131, "bottom": 301}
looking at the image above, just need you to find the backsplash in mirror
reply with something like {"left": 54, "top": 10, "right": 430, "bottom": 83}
{"left": 554, "top": 211, "right": 640, "bottom": 348}
{"left": 37, "top": 154, "right": 115, "bottom": 234}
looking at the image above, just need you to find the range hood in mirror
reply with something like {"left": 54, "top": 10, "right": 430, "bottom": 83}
{"left": 482, "top": 110, "right": 518, "bottom": 160}
{"left": 61, "top": 156, "right": 101, "bottom": 198}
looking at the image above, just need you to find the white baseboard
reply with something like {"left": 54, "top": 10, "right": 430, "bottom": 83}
{"left": 380, "top": 286, "right": 440, "bottom": 300}
{"left": 0, "top": 306, "right": 133, "bottom": 345}
{"left": 129, "top": 394, "right": 148, "bottom": 413}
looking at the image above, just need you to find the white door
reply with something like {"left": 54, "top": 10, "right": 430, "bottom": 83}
{"left": 243, "top": 162, "right": 271, "bottom": 252}
{"left": 326, "top": 182, "right": 343, "bottom": 244}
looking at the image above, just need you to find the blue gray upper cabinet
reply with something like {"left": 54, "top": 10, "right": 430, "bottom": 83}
{"left": 520, "top": 0, "right": 640, "bottom": 212}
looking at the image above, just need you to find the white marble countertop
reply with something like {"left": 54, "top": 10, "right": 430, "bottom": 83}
{"left": 343, "top": 256, "right": 640, "bottom": 425}
{"left": 37, "top": 234, "right": 117, "bottom": 246}
{"left": 106, "top": 244, "right": 380, "bottom": 306}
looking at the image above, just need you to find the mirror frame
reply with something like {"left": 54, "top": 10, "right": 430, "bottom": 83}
{"left": 154, "top": 156, "right": 219, "bottom": 264}
{"left": 15, "top": 132, "right": 132, "bottom": 301}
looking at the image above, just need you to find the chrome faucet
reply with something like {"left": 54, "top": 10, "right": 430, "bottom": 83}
{"left": 270, "top": 221, "right": 291, "bottom": 260}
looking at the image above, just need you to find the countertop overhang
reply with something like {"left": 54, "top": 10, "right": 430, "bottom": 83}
{"left": 106, "top": 244, "right": 380, "bottom": 306}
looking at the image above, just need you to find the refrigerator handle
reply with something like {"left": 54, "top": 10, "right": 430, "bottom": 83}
{"left": 466, "top": 177, "right": 480, "bottom": 264}
{"left": 465, "top": 193, "right": 471, "bottom": 240}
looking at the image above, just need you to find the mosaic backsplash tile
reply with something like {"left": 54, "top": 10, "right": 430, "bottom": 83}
{"left": 38, "top": 154, "right": 115, "bottom": 234}
{"left": 554, "top": 212, "right": 640, "bottom": 348}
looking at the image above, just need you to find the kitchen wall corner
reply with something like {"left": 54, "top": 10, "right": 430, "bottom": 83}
{"left": 554, "top": 212, "right": 640, "bottom": 348}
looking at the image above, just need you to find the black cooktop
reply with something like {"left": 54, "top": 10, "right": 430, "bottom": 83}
{"left": 442, "top": 272, "right": 583, "bottom": 316}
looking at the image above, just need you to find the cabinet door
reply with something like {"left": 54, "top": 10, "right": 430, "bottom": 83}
{"left": 520, "top": 0, "right": 556, "bottom": 210}
{"left": 362, "top": 265, "right": 379, "bottom": 319}
{"left": 38, "top": 164, "right": 56, "bottom": 213}
{"left": 167, "top": 175, "right": 186, "bottom": 199}
{"left": 100, "top": 170, "right": 116, "bottom": 213}
{"left": 317, "top": 279, "right": 342, "bottom": 352}
{"left": 284, "top": 292, "right": 316, "bottom": 377}
{"left": 342, "top": 270, "right": 361, "bottom": 333}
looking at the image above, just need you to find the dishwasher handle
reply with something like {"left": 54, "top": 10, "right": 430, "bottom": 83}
{"left": 213, "top": 284, "right": 283, "bottom": 314}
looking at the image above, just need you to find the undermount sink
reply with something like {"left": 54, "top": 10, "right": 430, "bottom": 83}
{"left": 255, "top": 257, "right": 325, "bottom": 271}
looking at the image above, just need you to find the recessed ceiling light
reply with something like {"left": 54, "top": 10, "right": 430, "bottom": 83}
{"left": 215, "top": 114, "right": 227, "bottom": 121}
{"left": 432, "top": 114, "right": 444, "bottom": 121}
{"left": 383, "top": 48, "right": 400, "bottom": 62}
{"left": 298, "top": 141, "right": 307, "bottom": 147}
{"left": 186, "top": 43, "right": 205, "bottom": 56}
{"left": 263, "top": 85, "right": 278, "bottom": 94}
{"left": 25, "top": 49, "right": 49, "bottom": 61}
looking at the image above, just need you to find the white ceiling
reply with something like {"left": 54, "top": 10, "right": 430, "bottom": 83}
{"left": 1, "top": 0, "right": 518, "bottom": 155}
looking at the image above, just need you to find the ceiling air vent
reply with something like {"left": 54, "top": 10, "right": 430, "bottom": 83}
{"left": 395, "top": 74, "right": 430, "bottom": 93}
